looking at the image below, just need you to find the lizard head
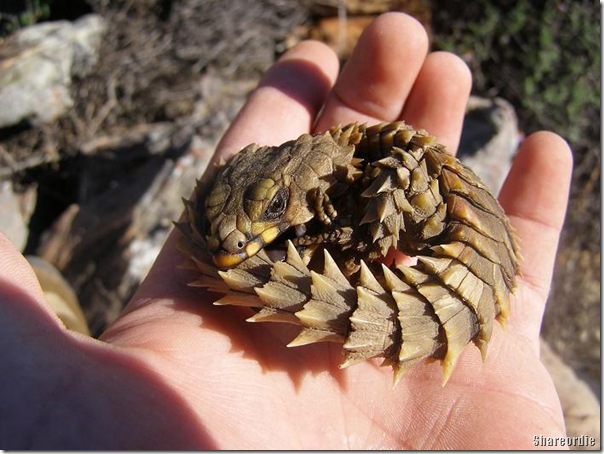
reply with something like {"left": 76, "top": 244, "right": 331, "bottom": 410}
{"left": 203, "top": 142, "right": 314, "bottom": 269}
{"left": 206, "top": 177, "right": 293, "bottom": 269}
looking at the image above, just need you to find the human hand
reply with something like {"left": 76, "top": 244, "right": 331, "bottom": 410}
{"left": 1, "top": 13, "right": 571, "bottom": 449}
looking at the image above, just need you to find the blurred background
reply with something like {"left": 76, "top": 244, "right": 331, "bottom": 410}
{"left": 0, "top": 0, "right": 600, "bottom": 448}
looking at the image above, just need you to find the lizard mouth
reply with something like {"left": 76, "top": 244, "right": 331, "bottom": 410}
{"left": 211, "top": 222, "right": 315, "bottom": 269}
{"left": 212, "top": 225, "right": 283, "bottom": 269}
{"left": 212, "top": 249, "right": 249, "bottom": 269}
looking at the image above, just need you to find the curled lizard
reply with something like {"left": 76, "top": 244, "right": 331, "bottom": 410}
{"left": 176, "top": 122, "right": 521, "bottom": 384}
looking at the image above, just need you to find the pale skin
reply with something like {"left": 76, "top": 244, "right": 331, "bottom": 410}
{"left": 0, "top": 13, "right": 573, "bottom": 449}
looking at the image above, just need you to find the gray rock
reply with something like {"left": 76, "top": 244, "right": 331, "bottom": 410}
{"left": 0, "top": 15, "right": 106, "bottom": 127}
{"left": 458, "top": 96, "right": 520, "bottom": 195}
{"left": 38, "top": 123, "right": 217, "bottom": 333}
{"left": 0, "top": 180, "right": 36, "bottom": 251}
{"left": 0, "top": 181, "right": 28, "bottom": 250}
{"left": 540, "top": 339, "right": 600, "bottom": 449}
{"left": 126, "top": 133, "right": 216, "bottom": 283}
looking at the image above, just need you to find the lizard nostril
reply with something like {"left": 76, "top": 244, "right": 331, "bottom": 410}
{"left": 223, "top": 229, "right": 248, "bottom": 254}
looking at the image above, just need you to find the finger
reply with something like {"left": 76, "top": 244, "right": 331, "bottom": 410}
{"left": 0, "top": 232, "right": 66, "bottom": 334}
{"left": 315, "top": 12, "right": 429, "bottom": 130}
{"left": 0, "top": 233, "right": 45, "bottom": 301}
{"left": 401, "top": 51, "right": 472, "bottom": 153}
{"left": 499, "top": 131, "right": 573, "bottom": 303}
{"left": 214, "top": 40, "right": 339, "bottom": 162}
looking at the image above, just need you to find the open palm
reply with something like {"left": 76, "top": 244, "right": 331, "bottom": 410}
{"left": 1, "top": 13, "right": 571, "bottom": 449}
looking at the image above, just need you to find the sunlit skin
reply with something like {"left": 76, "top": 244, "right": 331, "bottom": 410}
{"left": 1, "top": 13, "right": 571, "bottom": 449}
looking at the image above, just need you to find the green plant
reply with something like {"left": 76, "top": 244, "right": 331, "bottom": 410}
{"left": 432, "top": 0, "right": 600, "bottom": 148}
{"left": 0, "top": 0, "right": 52, "bottom": 37}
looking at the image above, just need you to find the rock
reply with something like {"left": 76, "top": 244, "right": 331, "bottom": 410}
{"left": 458, "top": 96, "right": 520, "bottom": 194}
{"left": 0, "top": 180, "right": 36, "bottom": 251}
{"left": 32, "top": 65, "right": 252, "bottom": 334}
{"left": 0, "top": 14, "right": 106, "bottom": 128}
{"left": 125, "top": 133, "right": 215, "bottom": 284}
{"left": 540, "top": 339, "right": 600, "bottom": 450}
{"left": 38, "top": 124, "right": 216, "bottom": 334}
{"left": 78, "top": 122, "right": 181, "bottom": 200}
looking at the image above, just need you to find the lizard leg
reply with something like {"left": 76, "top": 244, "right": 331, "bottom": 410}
{"left": 308, "top": 187, "right": 337, "bottom": 225}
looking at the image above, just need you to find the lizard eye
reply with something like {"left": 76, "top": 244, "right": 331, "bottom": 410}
{"left": 263, "top": 187, "right": 288, "bottom": 220}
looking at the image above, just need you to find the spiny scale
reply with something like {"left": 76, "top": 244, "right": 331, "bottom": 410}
{"left": 177, "top": 121, "right": 521, "bottom": 385}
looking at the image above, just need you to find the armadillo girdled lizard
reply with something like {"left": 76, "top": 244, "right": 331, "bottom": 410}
{"left": 176, "top": 122, "right": 521, "bottom": 385}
